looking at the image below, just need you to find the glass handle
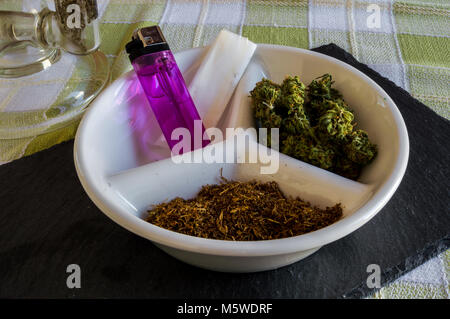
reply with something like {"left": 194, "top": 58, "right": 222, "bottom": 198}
{"left": 0, "top": 10, "right": 40, "bottom": 52}
{"left": 0, "top": 0, "right": 100, "bottom": 56}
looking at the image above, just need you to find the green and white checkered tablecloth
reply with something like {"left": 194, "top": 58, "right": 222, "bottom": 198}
{"left": 0, "top": 0, "right": 448, "bottom": 298}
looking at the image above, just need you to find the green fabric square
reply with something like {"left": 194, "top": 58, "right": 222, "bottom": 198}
{"left": 309, "top": 30, "right": 351, "bottom": 52}
{"left": 99, "top": 21, "right": 158, "bottom": 56}
{"left": 242, "top": 26, "right": 308, "bottom": 49}
{"left": 394, "top": 2, "right": 450, "bottom": 37}
{"left": 444, "top": 250, "right": 450, "bottom": 274}
{"left": 398, "top": 34, "right": 450, "bottom": 68}
{"left": 408, "top": 63, "right": 449, "bottom": 119}
{"left": 24, "top": 119, "right": 79, "bottom": 157}
{"left": 110, "top": 51, "right": 132, "bottom": 81}
{"left": 408, "top": 65, "right": 450, "bottom": 100}
{"left": 245, "top": 0, "right": 308, "bottom": 27}
{"left": 197, "top": 25, "right": 242, "bottom": 47}
{"left": 0, "top": 136, "right": 33, "bottom": 163}
{"left": 1, "top": 0, "right": 22, "bottom": 11}
{"left": 101, "top": 2, "right": 166, "bottom": 23}
{"left": 380, "top": 282, "right": 448, "bottom": 299}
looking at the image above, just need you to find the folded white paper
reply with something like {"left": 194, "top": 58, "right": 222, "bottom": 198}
{"left": 188, "top": 29, "right": 257, "bottom": 129}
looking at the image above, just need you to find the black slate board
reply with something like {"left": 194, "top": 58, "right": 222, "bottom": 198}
{"left": 0, "top": 44, "right": 449, "bottom": 299}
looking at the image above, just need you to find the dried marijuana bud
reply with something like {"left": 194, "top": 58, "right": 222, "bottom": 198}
{"left": 281, "top": 135, "right": 335, "bottom": 170}
{"left": 316, "top": 101, "right": 354, "bottom": 140}
{"left": 334, "top": 155, "right": 362, "bottom": 180}
{"left": 146, "top": 177, "right": 343, "bottom": 241}
{"left": 279, "top": 76, "right": 310, "bottom": 134}
{"left": 250, "top": 79, "right": 282, "bottom": 129}
{"left": 250, "top": 73, "right": 377, "bottom": 180}
{"left": 343, "top": 129, "right": 378, "bottom": 165}
{"left": 307, "top": 73, "right": 342, "bottom": 102}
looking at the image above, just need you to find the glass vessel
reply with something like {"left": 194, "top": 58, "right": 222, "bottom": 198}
{"left": 0, "top": 0, "right": 109, "bottom": 139}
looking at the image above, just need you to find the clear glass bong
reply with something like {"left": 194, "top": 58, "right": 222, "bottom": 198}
{"left": 0, "top": 0, "right": 110, "bottom": 139}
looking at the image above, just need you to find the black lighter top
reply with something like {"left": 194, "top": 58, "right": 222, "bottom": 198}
{"left": 125, "top": 26, "right": 170, "bottom": 62}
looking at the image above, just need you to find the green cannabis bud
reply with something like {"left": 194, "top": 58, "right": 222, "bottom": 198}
{"left": 281, "top": 135, "right": 335, "bottom": 170}
{"left": 279, "top": 76, "right": 310, "bottom": 134}
{"left": 250, "top": 79, "right": 280, "bottom": 109}
{"left": 281, "top": 111, "right": 310, "bottom": 135}
{"left": 279, "top": 76, "right": 306, "bottom": 110}
{"left": 317, "top": 101, "right": 354, "bottom": 140}
{"left": 334, "top": 156, "right": 362, "bottom": 180}
{"left": 343, "top": 129, "right": 378, "bottom": 165}
{"left": 307, "top": 74, "right": 342, "bottom": 102}
{"left": 250, "top": 79, "right": 282, "bottom": 129}
{"left": 250, "top": 73, "right": 377, "bottom": 180}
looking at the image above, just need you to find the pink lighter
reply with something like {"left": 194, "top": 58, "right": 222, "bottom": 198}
{"left": 125, "top": 26, "right": 209, "bottom": 152}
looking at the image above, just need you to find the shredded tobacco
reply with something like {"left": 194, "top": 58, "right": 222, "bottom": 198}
{"left": 146, "top": 177, "right": 342, "bottom": 241}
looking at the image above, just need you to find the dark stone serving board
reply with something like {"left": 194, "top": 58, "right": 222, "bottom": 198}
{"left": 0, "top": 44, "right": 449, "bottom": 299}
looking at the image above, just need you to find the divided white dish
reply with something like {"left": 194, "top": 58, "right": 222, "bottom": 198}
{"left": 74, "top": 44, "right": 409, "bottom": 272}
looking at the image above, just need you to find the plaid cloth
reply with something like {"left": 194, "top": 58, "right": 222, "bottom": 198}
{"left": 0, "top": 0, "right": 448, "bottom": 298}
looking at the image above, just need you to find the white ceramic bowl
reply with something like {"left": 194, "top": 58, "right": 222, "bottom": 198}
{"left": 74, "top": 44, "right": 409, "bottom": 272}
